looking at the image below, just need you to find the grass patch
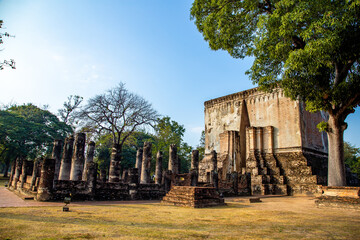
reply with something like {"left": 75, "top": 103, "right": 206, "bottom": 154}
{"left": 0, "top": 200, "right": 359, "bottom": 239}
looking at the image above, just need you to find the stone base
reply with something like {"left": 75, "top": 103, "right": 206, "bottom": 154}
{"left": 315, "top": 196, "right": 360, "bottom": 210}
{"left": 315, "top": 186, "right": 360, "bottom": 210}
{"left": 161, "top": 186, "right": 226, "bottom": 208}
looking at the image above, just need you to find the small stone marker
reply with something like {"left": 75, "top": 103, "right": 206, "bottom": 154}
{"left": 249, "top": 197, "right": 262, "bottom": 203}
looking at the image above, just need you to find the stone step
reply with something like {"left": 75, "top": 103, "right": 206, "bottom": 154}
{"left": 282, "top": 166, "right": 312, "bottom": 176}
{"left": 161, "top": 186, "right": 225, "bottom": 208}
{"left": 251, "top": 175, "right": 284, "bottom": 185}
{"left": 287, "top": 183, "right": 322, "bottom": 196}
{"left": 285, "top": 175, "right": 317, "bottom": 184}
{"left": 252, "top": 184, "right": 287, "bottom": 195}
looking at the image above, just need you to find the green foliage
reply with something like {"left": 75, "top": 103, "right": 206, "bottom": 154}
{"left": 317, "top": 121, "right": 329, "bottom": 132}
{"left": 153, "top": 116, "right": 191, "bottom": 173}
{"left": 191, "top": 0, "right": 360, "bottom": 113}
{"left": 344, "top": 142, "right": 360, "bottom": 178}
{"left": 94, "top": 131, "right": 154, "bottom": 171}
{"left": 0, "top": 104, "right": 72, "bottom": 162}
{"left": 94, "top": 117, "right": 193, "bottom": 174}
{"left": 196, "top": 130, "right": 205, "bottom": 161}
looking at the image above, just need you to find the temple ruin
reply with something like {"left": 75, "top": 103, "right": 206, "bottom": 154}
{"left": 7, "top": 87, "right": 337, "bottom": 204}
{"left": 200, "top": 87, "right": 329, "bottom": 195}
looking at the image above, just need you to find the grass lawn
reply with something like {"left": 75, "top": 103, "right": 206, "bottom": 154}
{"left": 0, "top": 196, "right": 359, "bottom": 240}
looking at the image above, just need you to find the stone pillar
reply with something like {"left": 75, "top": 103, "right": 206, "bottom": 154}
{"left": 122, "top": 169, "right": 129, "bottom": 183}
{"left": 191, "top": 150, "right": 199, "bottom": 170}
{"left": 58, "top": 136, "right": 74, "bottom": 180}
{"left": 190, "top": 150, "right": 199, "bottom": 186}
{"left": 135, "top": 148, "right": 143, "bottom": 181}
{"left": 247, "top": 127, "right": 257, "bottom": 154}
{"left": 265, "top": 126, "right": 274, "bottom": 154}
{"left": 8, "top": 160, "right": 16, "bottom": 187}
{"left": 210, "top": 150, "right": 217, "bottom": 172}
{"left": 140, "top": 142, "right": 152, "bottom": 184}
{"left": 83, "top": 141, "right": 95, "bottom": 180}
{"left": 30, "top": 160, "right": 40, "bottom": 191}
{"left": 36, "top": 158, "right": 55, "bottom": 201}
{"left": 84, "top": 162, "right": 97, "bottom": 198}
{"left": 100, "top": 169, "right": 107, "bottom": 183}
{"left": 70, "top": 133, "right": 86, "bottom": 181}
{"left": 155, "top": 151, "right": 163, "bottom": 185}
{"left": 52, "top": 139, "right": 63, "bottom": 180}
{"left": 210, "top": 150, "right": 218, "bottom": 189}
{"left": 163, "top": 170, "right": 172, "bottom": 193}
{"left": 20, "top": 160, "right": 30, "bottom": 189}
{"left": 128, "top": 168, "right": 139, "bottom": 184}
{"left": 168, "top": 144, "right": 178, "bottom": 174}
{"left": 12, "top": 157, "right": 23, "bottom": 189}
{"left": 231, "top": 172, "right": 239, "bottom": 195}
{"left": 256, "top": 127, "right": 263, "bottom": 154}
{"left": 109, "top": 144, "right": 121, "bottom": 182}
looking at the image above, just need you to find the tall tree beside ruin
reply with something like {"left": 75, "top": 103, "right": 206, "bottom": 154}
{"left": 80, "top": 83, "right": 159, "bottom": 181}
{"left": 191, "top": 0, "right": 360, "bottom": 186}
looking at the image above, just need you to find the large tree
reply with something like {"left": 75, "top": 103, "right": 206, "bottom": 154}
{"left": 191, "top": 0, "right": 360, "bottom": 186}
{"left": 0, "top": 104, "right": 72, "bottom": 176}
{"left": 80, "top": 83, "right": 159, "bottom": 182}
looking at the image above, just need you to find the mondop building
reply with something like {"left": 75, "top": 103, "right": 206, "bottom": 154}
{"left": 199, "top": 87, "right": 329, "bottom": 195}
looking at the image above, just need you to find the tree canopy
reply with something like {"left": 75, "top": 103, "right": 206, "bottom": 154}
{"left": 191, "top": 0, "right": 360, "bottom": 186}
{"left": 0, "top": 104, "right": 72, "bottom": 176}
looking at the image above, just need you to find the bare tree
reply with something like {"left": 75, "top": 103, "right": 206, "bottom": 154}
{"left": 80, "top": 82, "right": 159, "bottom": 182}
{"left": 0, "top": 20, "right": 15, "bottom": 70}
{"left": 58, "top": 95, "right": 83, "bottom": 131}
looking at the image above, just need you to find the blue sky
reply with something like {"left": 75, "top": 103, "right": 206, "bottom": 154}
{"left": 0, "top": 0, "right": 359, "bottom": 148}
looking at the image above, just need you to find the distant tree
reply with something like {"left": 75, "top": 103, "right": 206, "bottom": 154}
{"left": 0, "top": 104, "right": 72, "bottom": 176}
{"left": 80, "top": 83, "right": 159, "bottom": 181}
{"left": 94, "top": 131, "right": 154, "bottom": 173}
{"left": 153, "top": 116, "right": 191, "bottom": 173}
{"left": 58, "top": 95, "right": 83, "bottom": 131}
{"left": 344, "top": 142, "right": 360, "bottom": 178}
{"left": 196, "top": 130, "right": 205, "bottom": 161}
{"left": 191, "top": 0, "right": 360, "bottom": 186}
{"left": 0, "top": 20, "right": 15, "bottom": 70}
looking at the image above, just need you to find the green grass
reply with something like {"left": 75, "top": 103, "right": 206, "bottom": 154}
{"left": 0, "top": 199, "right": 359, "bottom": 239}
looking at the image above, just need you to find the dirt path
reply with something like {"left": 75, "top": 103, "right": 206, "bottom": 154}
{"left": 1, "top": 186, "right": 359, "bottom": 219}
{"left": 0, "top": 187, "right": 160, "bottom": 207}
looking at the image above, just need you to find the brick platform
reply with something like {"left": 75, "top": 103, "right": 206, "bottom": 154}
{"left": 315, "top": 186, "right": 360, "bottom": 210}
{"left": 161, "top": 186, "right": 226, "bottom": 208}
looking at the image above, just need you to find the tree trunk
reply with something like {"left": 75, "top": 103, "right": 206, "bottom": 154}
{"left": 108, "top": 144, "right": 122, "bottom": 183}
{"left": 326, "top": 114, "right": 346, "bottom": 186}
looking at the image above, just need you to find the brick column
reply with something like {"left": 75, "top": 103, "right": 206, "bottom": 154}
{"left": 83, "top": 141, "right": 95, "bottom": 180}
{"left": 52, "top": 139, "right": 63, "bottom": 180}
{"left": 155, "top": 151, "right": 163, "bottom": 185}
{"left": 168, "top": 144, "right": 178, "bottom": 174}
{"left": 58, "top": 136, "right": 74, "bottom": 180}
{"left": 190, "top": 150, "right": 199, "bottom": 186}
{"left": 36, "top": 158, "right": 55, "bottom": 201}
{"left": 12, "top": 157, "right": 23, "bottom": 189}
{"left": 70, "top": 133, "right": 86, "bottom": 181}
{"left": 140, "top": 142, "right": 152, "bottom": 184}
